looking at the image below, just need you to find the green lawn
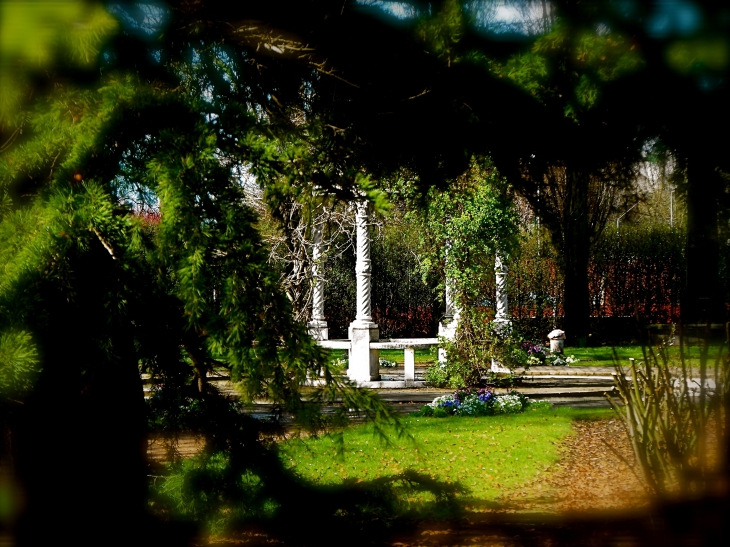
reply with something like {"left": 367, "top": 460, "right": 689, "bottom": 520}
{"left": 565, "top": 345, "right": 647, "bottom": 363}
{"left": 278, "top": 406, "right": 613, "bottom": 515}
{"left": 565, "top": 344, "right": 726, "bottom": 367}
{"left": 326, "top": 342, "right": 725, "bottom": 369}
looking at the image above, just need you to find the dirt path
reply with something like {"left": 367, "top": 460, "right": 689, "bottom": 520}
{"left": 382, "top": 419, "right": 657, "bottom": 547}
{"left": 499, "top": 417, "right": 650, "bottom": 513}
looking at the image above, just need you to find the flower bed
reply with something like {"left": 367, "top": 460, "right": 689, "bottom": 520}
{"left": 522, "top": 342, "right": 579, "bottom": 366}
{"left": 412, "top": 387, "right": 547, "bottom": 418}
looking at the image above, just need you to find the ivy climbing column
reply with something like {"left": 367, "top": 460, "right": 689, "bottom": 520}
{"left": 347, "top": 200, "right": 380, "bottom": 382}
{"left": 438, "top": 240, "right": 459, "bottom": 362}
{"left": 494, "top": 251, "right": 510, "bottom": 325}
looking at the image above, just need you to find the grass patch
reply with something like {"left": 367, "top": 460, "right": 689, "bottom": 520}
{"left": 278, "top": 406, "right": 613, "bottom": 515}
{"left": 565, "top": 344, "right": 725, "bottom": 368}
{"left": 566, "top": 345, "right": 646, "bottom": 363}
{"left": 330, "top": 344, "right": 724, "bottom": 368}
{"left": 327, "top": 348, "right": 435, "bottom": 365}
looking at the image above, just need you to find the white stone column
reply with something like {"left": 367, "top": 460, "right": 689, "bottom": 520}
{"left": 308, "top": 221, "right": 328, "bottom": 340}
{"left": 491, "top": 250, "right": 512, "bottom": 373}
{"left": 354, "top": 200, "right": 373, "bottom": 323}
{"left": 348, "top": 200, "right": 380, "bottom": 382}
{"left": 438, "top": 240, "right": 458, "bottom": 362}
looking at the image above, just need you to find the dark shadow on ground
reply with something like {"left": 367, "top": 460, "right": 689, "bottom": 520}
{"left": 212, "top": 494, "right": 729, "bottom": 546}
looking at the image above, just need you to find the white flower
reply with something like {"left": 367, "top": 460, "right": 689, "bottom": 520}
{"left": 429, "top": 394, "right": 457, "bottom": 408}
{"left": 493, "top": 394, "right": 523, "bottom": 414}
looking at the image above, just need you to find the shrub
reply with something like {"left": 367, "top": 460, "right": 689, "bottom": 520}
{"left": 424, "top": 360, "right": 449, "bottom": 387}
{"left": 608, "top": 342, "right": 730, "bottom": 498}
{"left": 423, "top": 347, "right": 485, "bottom": 388}
{"left": 418, "top": 404, "right": 435, "bottom": 417}
{"left": 428, "top": 321, "right": 536, "bottom": 388}
{"left": 433, "top": 407, "right": 450, "bottom": 418}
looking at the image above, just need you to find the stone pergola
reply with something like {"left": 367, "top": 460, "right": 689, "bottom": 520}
{"left": 310, "top": 200, "right": 509, "bottom": 385}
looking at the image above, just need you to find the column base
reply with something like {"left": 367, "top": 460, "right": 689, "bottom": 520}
{"left": 348, "top": 320, "right": 380, "bottom": 382}
{"left": 308, "top": 320, "right": 329, "bottom": 341}
{"left": 491, "top": 359, "right": 511, "bottom": 374}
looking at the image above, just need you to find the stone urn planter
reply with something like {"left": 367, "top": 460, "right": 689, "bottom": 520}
{"left": 548, "top": 329, "right": 566, "bottom": 354}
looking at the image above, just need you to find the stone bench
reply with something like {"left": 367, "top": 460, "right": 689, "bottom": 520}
{"left": 371, "top": 338, "right": 439, "bottom": 381}
{"left": 316, "top": 338, "right": 440, "bottom": 383}
{"left": 317, "top": 339, "right": 351, "bottom": 350}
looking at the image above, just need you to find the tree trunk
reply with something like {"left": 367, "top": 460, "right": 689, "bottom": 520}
{"left": 683, "top": 151, "right": 723, "bottom": 325}
{"left": 561, "top": 168, "right": 591, "bottom": 346}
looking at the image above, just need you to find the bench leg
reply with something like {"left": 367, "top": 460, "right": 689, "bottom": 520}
{"left": 404, "top": 347, "right": 415, "bottom": 382}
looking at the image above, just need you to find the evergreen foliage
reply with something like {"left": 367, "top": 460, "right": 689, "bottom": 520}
{"left": 0, "top": 28, "right": 405, "bottom": 545}
{"left": 0, "top": 330, "right": 39, "bottom": 400}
